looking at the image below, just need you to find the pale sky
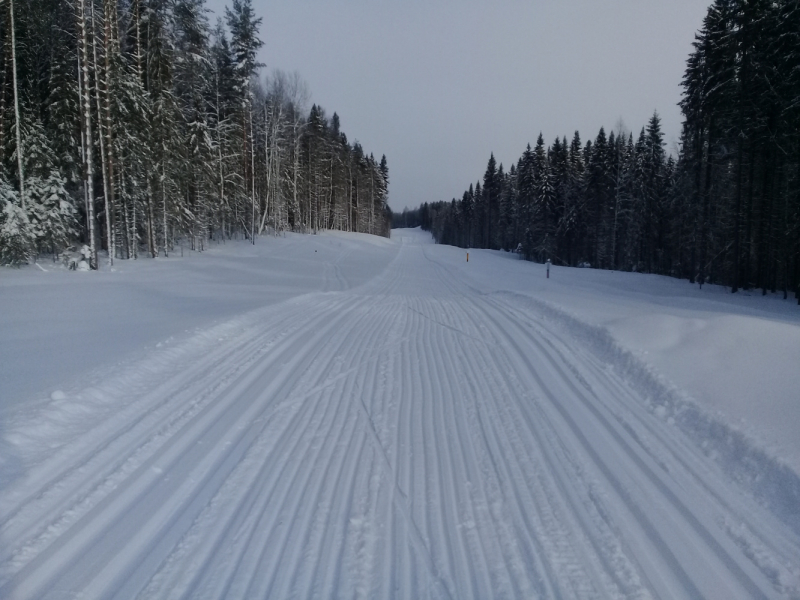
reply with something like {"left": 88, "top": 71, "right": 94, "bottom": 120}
{"left": 205, "top": 1, "right": 710, "bottom": 211}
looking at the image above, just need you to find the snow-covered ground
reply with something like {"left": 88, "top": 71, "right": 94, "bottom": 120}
{"left": 1, "top": 227, "right": 798, "bottom": 599}
{"left": 446, "top": 239, "right": 800, "bottom": 476}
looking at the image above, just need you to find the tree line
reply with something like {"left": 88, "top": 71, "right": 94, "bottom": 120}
{"left": 397, "top": 0, "right": 799, "bottom": 303}
{"left": 0, "top": 0, "right": 390, "bottom": 268}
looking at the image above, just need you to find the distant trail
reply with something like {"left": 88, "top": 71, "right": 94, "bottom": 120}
{"left": 1, "top": 232, "right": 798, "bottom": 599}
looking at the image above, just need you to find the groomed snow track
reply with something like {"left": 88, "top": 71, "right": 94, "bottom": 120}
{"left": 1, "top": 233, "right": 799, "bottom": 599}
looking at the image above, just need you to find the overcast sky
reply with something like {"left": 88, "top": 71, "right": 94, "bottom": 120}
{"left": 205, "top": 1, "right": 711, "bottom": 211}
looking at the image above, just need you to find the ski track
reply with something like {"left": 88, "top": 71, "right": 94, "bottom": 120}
{"left": 1, "top": 234, "right": 799, "bottom": 599}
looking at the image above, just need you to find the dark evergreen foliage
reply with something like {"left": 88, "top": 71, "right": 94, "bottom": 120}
{"left": 395, "top": 0, "right": 799, "bottom": 304}
{"left": 0, "top": 0, "right": 390, "bottom": 266}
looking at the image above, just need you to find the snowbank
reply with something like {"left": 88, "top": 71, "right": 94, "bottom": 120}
{"left": 409, "top": 227, "right": 800, "bottom": 475}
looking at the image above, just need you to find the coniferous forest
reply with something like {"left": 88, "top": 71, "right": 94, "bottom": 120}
{"left": 397, "top": 0, "right": 800, "bottom": 304}
{"left": 0, "top": 0, "right": 390, "bottom": 268}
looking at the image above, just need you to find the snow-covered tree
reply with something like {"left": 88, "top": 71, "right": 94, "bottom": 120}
{"left": 29, "top": 172, "right": 77, "bottom": 257}
{"left": 0, "top": 175, "right": 34, "bottom": 265}
{"left": 0, "top": 0, "right": 391, "bottom": 266}
{"left": 20, "top": 119, "right": 77, "bottom": 256}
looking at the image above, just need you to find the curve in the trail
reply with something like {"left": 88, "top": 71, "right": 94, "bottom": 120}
{"left": 1, "top": 234, "right": 799, "bottom": 599}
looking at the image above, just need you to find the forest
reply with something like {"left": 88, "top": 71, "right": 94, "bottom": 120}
{"left": 397, "top": 0, "right": 800, "bottom": 303}
{"left": 0, "top": 0, "right": 391, "bottom": 269}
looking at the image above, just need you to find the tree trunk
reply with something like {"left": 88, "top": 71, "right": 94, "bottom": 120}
{"left": 77, "top": 0, "right": 98, "bottom": 269}
{"left": 250, "top": 99, "right": 256, "bottom": 244}
{"left": 162, "top": 158, "right": 168, "bottom": 256}
{"left": 103, "top": 0, "right": 119, "bottom": 261}
{"left": 9, "top": 0, "right": 24, "bottom": 207}
{"left": 90, "top": 0, "right": 113, "bottom": 265}
{"left": 146, "top": 177, "right": 156, "bottom": 257}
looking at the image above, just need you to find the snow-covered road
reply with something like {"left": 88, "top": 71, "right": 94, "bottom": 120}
{"left": 1, "top": 229, "right": 799, "bottom": 599}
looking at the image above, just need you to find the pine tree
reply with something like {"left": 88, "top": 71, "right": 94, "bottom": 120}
{"left": 584, "top": 127, "right": 612, "bottom": 267}
{"left": 482, "top": 153, "right": 498, "bottom": 248}
{"left": 226, "top": 0, "right": 262, "bottom": 242}
{"left": 175, "top": 0, "right": 213, "bottom": 250}
{"left": 398, "top": 0, "right": 798, "bottom": 303}
{"left": 498, "top": 163, "right": 516, "bottom": 251}
{"left": 30, "top": 172, "right": 77, "bottom": 257}
{"left": 146, "top": 0, "right": 182, "bottom": 256}
{"left": 0, "top": 174, "right": 33, "bottom": 264}
{"left": 0, "top": 0, "right": 392, "bottom": 264}
{"left": 45, "top": 13, "right": 81, "bottom": 188}
{"left": 76, "top": 0, "right": 98, "bottom": 268}
{"left": 644, "top": 112, "right": 667, "bottom": 272}
{"left": 21, "top": 119, "right": 77, "bottom": 255}
{"left": 530, "top": 133, "right": 555, "bottom": 261}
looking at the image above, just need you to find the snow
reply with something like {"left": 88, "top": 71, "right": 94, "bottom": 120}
{"left": 0, "top": 232, "right": 395, "bottom": 410}
{"left": 1, "top": 227, "right": 799, "bottom": 599}
{"left": 430, "top": 238, "right": 800, "bottom": 473}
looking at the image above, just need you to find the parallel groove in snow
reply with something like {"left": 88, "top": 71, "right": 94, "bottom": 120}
{"left": 482, "top": 293, "right": 771, "bottom": 599}
{"left": 3, "top": 296, "right": 370, "bottom": 599}
{"left": 1, "top": 233, "right": 798, "bottom": 599}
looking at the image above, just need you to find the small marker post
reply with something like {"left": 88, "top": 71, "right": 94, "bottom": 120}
{"left": 466, "top": 252, "right": 469, "bottom": 262}
{"left": 546, "top": 258, "right": 551, "bottom": 279}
